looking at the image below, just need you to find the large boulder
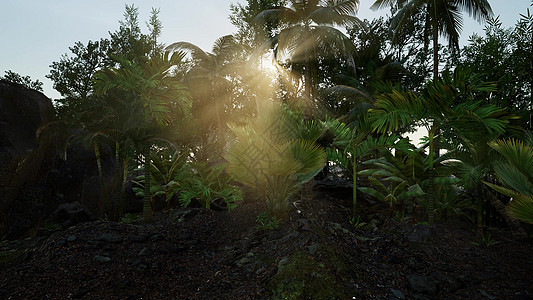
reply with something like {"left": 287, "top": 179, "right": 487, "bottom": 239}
{"left": 0, "top": 80, "right": 55, "bottom": 181}
{"left": 48, "top": 201, "right": 95, "bottom": 229}
{"left": 0, "top": 81, "right": 116, "bottom": 239}
{"left": 0, "top": 80, "right": 56, "bottom": 239}
{"left": 0, "top": 80, "right": 123, "bottom": 239}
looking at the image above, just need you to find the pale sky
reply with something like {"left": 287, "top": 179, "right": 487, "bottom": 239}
{"left": 1, "top": 0, "right": 531, "bottom": 100}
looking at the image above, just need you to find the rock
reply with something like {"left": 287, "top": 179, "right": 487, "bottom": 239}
{"left": 236, "top": 252, "right": 255, "bottom": 267}
{"left": 138, "top": 247, "right": 148, "bottom": 256}
{"left": 280, "top": 231, "right": 299, "bottom": 244}
{"left": 390, "top": 288, "right": 405, "bottom": 299}
{"left": 0, "top": 79, "right": 54, "bottom": 176}
{"left": 96, "top": 233, "right": 123, "bottom": 243}
{"left": 171, "top": 209, "right": 198, "bottom": 223}
{"left": 308, "top": 244, "right": 319, "bottom": 255}
{"left": 170, "top": 245, "right": 188, "bottom": 253}
{"left": 136, "top": 263, "right": 148, "bottom": 273}
{"left": 298, "top": 219, "right": 312, "bottom": 231}
{"left": 407, "top": 257, "right": 423, "bottom": 270}
{"left": 4, "top": 186, "right": 47, "bottom": 239}
{"left": 127, "top": 233, "right": 148, "bottom": 243}
{"left": 313, "top": 178, "right": 353, "bottom": 200}
{"left": 93, "top": 255, "right": 111, "bottom": 263}
{"left": 49, "top": 202, "right": 95, "bottom": 229}
{"left": 405, "top": 224, "right": 437, "bottom": 244}
{"left": 275, "top": 258, "right": 288, "bottom": 276}
{"left": 405, "top": 224, "right": 438, "bottom": 252}
{"left": 406, "top": 274, "right": 438, "bottom": 295}
{"left": 67, "top": 235, "right": 77, "bottom": 242}
{"left": 268, "top": 230, "right": 283, "bottom": 240}
{"left": 430, "top": 271, "right": 463, "bottom": 292}
{"left": 178, "top": 232, "right": 192, "bottom": 240}
{"left": 474, "top": 270, "right": 499, "bottom": 282}
{"left": 0, "top": 80, "right": 119, "bottom": 239}
{"left": 479, "top": 289, "right": 497, "bottom": 299}
{"left": 150, "top": 234, "right": 164, "bottom": 242}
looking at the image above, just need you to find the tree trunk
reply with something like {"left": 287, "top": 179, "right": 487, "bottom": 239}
{"left": 143, "top": 146, "right": 153, "bottom": 223}
{"left": 303, "top": 23, "right": 313, "bottom": 118}
{"left": 93, "top": 144, "right": 108, "bottom": 217}
{"left": 432, "top": 19, "right": 439, "bottom": 81}
{"left": 432, "top": 9, "right": 441, "bottom": 158}
{"left": 427, "top": 129, "right": 435, "bottom": 224}
{"left": 212, "top": 80, "right": 225, "bottom": 157}
{"left": 304, "top": 55, "right": 312, "bottom": 116}
{"left": 352, "top": 153, "right": 357, "bottom": 217}
{"left": 118, "top": 158, "right": 129, "bottom": 218}
{"left": 529, "top": 52, "right": 533, "bottom": 130}
{"left": 113, "top": 141, "right": 121, "bottom": 221}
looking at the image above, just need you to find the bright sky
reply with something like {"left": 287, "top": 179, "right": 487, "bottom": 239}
{"left": 0, "top": 0, "right": 531, "bottom": 100}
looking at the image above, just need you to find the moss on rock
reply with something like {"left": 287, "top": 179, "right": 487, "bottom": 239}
{"left": 268, "top": 244, "right": 353, "bottom": 299}
{"left": 0, "top": 250, "right": 24, "bottom": 271}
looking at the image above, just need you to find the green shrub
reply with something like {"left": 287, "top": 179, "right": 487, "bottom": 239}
{"left": 178, "top": 163, "right": 243, "bottom": 211}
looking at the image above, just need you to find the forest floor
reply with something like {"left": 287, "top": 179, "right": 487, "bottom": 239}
{"left": 1, "top": 186, "right": 532, "bottom": 300}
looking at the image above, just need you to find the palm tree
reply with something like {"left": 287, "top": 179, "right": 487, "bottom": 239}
{"left": 94, "top": 51, "right": 191, "bottom": 223}
{"left": 372, "top": 0, "right": 493, "bottom": 158}
{"left": 369, "top": 68, "right": 513, "bottom": 223}
{"left": 255, "top": 0, "right": 363, "bottom": 114}
{"left": 166, "top": 36, "right": 243, "bottom": 160}
{"left": 326, "top": 117, "right": 411, "bottom": 216}
{"left": 371, "top": 0, "right": 493, "bottom": 80}
{"left": 82, "top": 97, "right": 140, "bottom": 220}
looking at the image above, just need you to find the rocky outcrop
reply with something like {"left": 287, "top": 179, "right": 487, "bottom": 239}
{"left": 0, "top": 80, "right": 56, "bottom": 239}
{"left": 0, "top": 79, "right": 55, "bottom": 181}
{"left": 48, "top": 201, "right": 95, "bottom": 229}
{"left": 0, "top": 80, "right": 126, "bottom": 239}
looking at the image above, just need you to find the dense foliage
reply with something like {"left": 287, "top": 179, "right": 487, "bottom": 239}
{"left": 7, "top": 1, "right": 533, "bottom": 234}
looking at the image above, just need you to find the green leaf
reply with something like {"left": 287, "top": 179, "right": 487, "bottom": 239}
{"left": 357, "top": 186, "right": 385, "bottom": 201}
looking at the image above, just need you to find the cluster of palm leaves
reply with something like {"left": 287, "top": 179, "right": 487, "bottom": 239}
{"left": 225, "top": 101, "right": 326, "bottom": 219}
{"left": 91, "top": 51, "right": 192, "bottom": 223}
{"left": 177, "top": 162, "right": 243, "bottom": 211}
{"left": 484, "top": 139, "right": 533, "bottom": 224}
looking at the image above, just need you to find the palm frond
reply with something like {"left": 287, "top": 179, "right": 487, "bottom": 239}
{"left": 165, "top": 41, "right": 210, "bottom": 62}
{"left": 507, "top": 195, "right": 533, "bottom": 224}
{"left": 370, "top": 89, "right": 423, "bottom": 133}
{"left": 489, "top": 139, "right": 533, "bottom": 185}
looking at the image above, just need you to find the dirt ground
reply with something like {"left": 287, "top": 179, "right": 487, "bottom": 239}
{"left": 1, "top": 189, "right": 532, "bottom": 299}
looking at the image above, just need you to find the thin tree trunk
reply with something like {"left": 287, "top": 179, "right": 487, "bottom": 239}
{"left": 93, "top": 144, "right": 108, "bottom": 217}
{"left": 432, "top": 8, "right": 441, "bottom": 158}
{"left": 432, "top": 20, "right": 439, "bottom": 80}
{"left": 529, "top": 54, "right": 533, "bottom": 130}
{"left": 304, "top": 56, "right": 312, "bottom": 116}
{"left": 427, "top": 129, "right": 435, "bottom": 224}
{"left": 212, "top": 81, "right": 225, "bottom": 153}
{"left": 476, "top": 188, "right": 484, "bottom": 234}
{"left": 118, "top": 158, "right": 128, "bottom": 218}
{"left": 143, "top": 146, "right": 153, "bottom": 223}
{"left": 530, "top": 30, "right": 533, "bottom": 129}
{"left": 113, "top": 141, "right": 121, "bottom": 221}
{"left": 304, "top": 23, "right": 313, "bottom": 118}
{"left": 352, "top": 153, "right": 357, "bottom": 217}
{"left": 428, "top": 7, "right": 439, "bottom": 225}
